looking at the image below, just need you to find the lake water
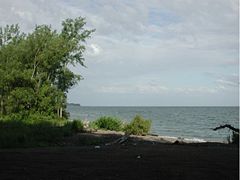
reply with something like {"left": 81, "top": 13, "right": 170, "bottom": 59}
{"left": 67, "top": 106, "right": 239, "bottom": 142}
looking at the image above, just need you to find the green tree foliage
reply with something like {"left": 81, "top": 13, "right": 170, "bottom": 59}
{"left": 0, "top": 17, "right": 94, "bottom": 118}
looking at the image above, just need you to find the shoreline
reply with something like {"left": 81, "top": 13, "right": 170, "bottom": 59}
{"left": 85, "top": 129, "right": 225, "bottom": 144}
{"left": 81, "top": 119, "right": 230, "bottom": 143}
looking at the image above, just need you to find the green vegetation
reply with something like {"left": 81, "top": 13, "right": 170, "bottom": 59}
{"left": 88, "top": 115, "right": 152, "bottom": 136}
{"left": 0, "top": 116, "right": 83, "bottom": 148}
{"left": 70, "top": 120, "right": 84, "bottom": 133}
{"left": 124, "top": 115, "right": 151, "bottom": 135}
{"left": 0, "top": 17, "right": 94, "bottom": 148}
{"left": 0, "top": 113, "right": 152, "bottom": 148}
{"left": 92, "top": 116, "right": 123, "bottom": 131}
{"left": 0, "top": 18, "right": 154, "bottom": 148}
{"left": 0, "top": 17, "right": 94, "bottom": 119}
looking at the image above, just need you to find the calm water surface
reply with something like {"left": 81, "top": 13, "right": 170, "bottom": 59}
{"left": 67, "top": 106, "right": 239, "bottom": 142}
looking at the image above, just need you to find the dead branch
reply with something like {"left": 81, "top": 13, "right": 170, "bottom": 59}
{"left": 212, "top": 124, "right": 239, "bottom": 133}
{"left": 105, "top": 135, "right": 129, "bottom": 146}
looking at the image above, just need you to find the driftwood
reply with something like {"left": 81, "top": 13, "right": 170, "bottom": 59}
{"left": 212, "top": 124, "right": 239, "bottom": 133}
{"left": 105, "top": 135, "right": 129, "bottom": 146}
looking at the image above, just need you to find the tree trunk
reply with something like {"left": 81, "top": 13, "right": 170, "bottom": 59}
{"left": 57, "top": 108, "right": 59, "bottom": 117}
{"left": 60, "top": 107, "right": 62, "bottom": 118}
{"left": 0, "top": 97, "right": 3, "bottom": 115}
{"left": 31, "top": 48, "right": 40, "bottom": 79}
{"left": 31, "top": 63, "right": 37, "bottom": 79}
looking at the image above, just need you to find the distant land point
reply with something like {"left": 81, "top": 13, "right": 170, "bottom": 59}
{"left": 67, "top": 103, "right": 81, "bottom": 106}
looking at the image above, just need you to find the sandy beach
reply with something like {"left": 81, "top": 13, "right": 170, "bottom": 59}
{"left": 0, "top": 131, "right": 238, "bottom": 180}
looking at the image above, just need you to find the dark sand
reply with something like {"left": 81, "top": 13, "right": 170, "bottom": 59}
{"left": 0, "top": 133, "right": 238, "bottom": 180}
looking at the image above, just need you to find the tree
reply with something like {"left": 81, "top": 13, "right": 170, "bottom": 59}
{"left": 212, "top": 124, "right": 239, "bottom": 144}
{"left": 0, "top": 17, "right": 94, "bottom": 118}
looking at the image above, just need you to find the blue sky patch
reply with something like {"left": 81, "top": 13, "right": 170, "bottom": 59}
{"left": 148, "top": 8, "right": 181, "bottom": 26}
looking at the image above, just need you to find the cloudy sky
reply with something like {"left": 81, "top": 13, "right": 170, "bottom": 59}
{"left": 0, "top": 0, "right": 239, "bottom": 106}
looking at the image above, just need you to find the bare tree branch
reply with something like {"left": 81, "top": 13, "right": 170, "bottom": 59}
{"left": 212, "top": 124, "right": 239, "bottom": 133}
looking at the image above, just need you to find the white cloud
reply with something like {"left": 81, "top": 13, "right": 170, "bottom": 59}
{"left": 96, "top": 82, "right": 233, "bottom": 95}
{"left": 137, "top": 84, "right": 169, "bottom": 94}
{"left": 98, "top": 83, "right": 169, "bottom": 94}
{"left": 215, "top": 74, "right": 239, "bottom": 87}
{"left": 175, "top": 87, "right": 218, "bottom": 94}
{"left": 87, "top": 44, "right": 102, "bottom": 56}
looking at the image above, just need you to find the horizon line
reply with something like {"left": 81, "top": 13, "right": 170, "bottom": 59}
{"left": 67, "top": 104, "right": 239, "bottom": 107}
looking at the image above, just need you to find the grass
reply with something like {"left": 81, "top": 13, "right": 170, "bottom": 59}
{"left": 0, "top": 115, "right": 84, "bottom": 148}
{"left": 67, "top": 120, "right": 84, "bottom": 133}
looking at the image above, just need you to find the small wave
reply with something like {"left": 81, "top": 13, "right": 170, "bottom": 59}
{"left": 159, "top": 135, "right": 207, "bottom": 143}
{"left": 183, "top": 137, "right": 206, "bottom": 143}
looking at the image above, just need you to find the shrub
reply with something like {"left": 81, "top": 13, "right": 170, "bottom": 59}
{"left": 93, "top": 116, "right": 122, "bottom": 131}
{"left": 70, "top": 120, "right": 84, "bottom": 133}
{"left": 89, "top": 121, "right": 99, "bottom": 130}
{"left": 124, "top": 115, "right": 151, "bottom": 136}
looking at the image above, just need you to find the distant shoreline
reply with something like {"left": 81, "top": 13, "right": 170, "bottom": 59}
{"left": 67, "top": 105, "right": 239, "bottom": 108}
{"left": 67, "top": 103, "right": 81, "bottom": 106}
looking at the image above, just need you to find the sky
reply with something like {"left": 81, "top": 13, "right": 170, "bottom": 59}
{"left": 0, "top": 0, "right": 239, "bottom": 106}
